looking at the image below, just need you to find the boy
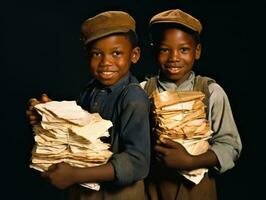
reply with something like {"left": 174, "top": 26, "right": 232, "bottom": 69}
{"left": 142, "top": 9, "right": 242, "bottom": 200}
{"left": 27, "top": 11, "right": 150, "bottom": 200}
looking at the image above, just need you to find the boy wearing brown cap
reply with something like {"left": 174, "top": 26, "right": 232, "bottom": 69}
{"left": 27, "top": 11, "right": 150, "bottom": 200}
{"left": 142, "top": 9, "right": 242, "bottom": 200}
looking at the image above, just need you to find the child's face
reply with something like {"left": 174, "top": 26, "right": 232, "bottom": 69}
{"left": 156, "top": 28, "right": 201, "bottom": 84}
{"left": 86, "top": 34, "right": 140, "bottom": 86}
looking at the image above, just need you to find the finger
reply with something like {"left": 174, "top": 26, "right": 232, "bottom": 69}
{"left": 28, "top": 118, "right": 39, "bottom": 125}
{"left": 28, "top": 98, "right": 40, "bottom": 107}
{"left": 25, "top": 110, "right": 32, "bottom": 117}
{"left": 26, "top": 109, "right": 38, "bottom": 117}
{"left": 28, "top": 115, "right": 41, "bottom": 125}
{"left": 155, "top": 153, "right": 164, "bottom": 162}
{"left": 160, "top": 138, "right": 180, "bottom": 149}
{"left": 40, "top": 93, "right": 51, "bottom": 103}
{"left": 28, "top": 114, "right": 40, "bottom": 120}
{"left": 28, "top": 105, "right": 35, "bottom": 112}
{"left": 154, "top": 144, "right": 167, "bottom": 155}
{"left": 29, "top": 120, "right": 39, "bottom": 125}
{"left": 26, "top": 110, "right": 39, "bottom": 125}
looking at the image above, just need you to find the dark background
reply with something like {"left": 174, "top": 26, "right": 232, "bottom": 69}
{"left": 1, "top": 0, "right": 265, "bottom": 199}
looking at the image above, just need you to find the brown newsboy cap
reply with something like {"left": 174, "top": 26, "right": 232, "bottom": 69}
{"left": 150, "top": 9, "right": 202, "bottom": 34}
{"left": 81, "top": 11, "right": 136, "bottom": 45}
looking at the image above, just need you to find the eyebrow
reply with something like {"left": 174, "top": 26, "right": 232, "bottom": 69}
{"left": 160, "top": 41, "right": 191, "bottom": 46}
{"left": 91, "top": 45, "right": 124, "bottom": 51}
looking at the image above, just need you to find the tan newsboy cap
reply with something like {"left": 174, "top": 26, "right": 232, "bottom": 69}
{"left": 150, "top": 9, "right": 202, "bottom": 34}
{"left": 81, "top": 11, "right": 136, "bottom": 45}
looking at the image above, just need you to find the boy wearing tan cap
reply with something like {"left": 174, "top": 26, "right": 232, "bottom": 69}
{"left": 142, "top": 9, "right": 242, "bottom": 200}
{"left": 27, "top": 11, "right": 150, "bottom": 200}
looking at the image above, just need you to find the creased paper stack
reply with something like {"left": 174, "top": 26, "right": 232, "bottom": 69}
{"left": 29, "top": 101, "right": 113, "bottom": 191}
{"left": 151, "top": 90, "right": 213, "bottom": 184}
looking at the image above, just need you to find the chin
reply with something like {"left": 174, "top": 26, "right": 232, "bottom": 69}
{"left": 166, "top": 74, "right": 182, "bottom": 81}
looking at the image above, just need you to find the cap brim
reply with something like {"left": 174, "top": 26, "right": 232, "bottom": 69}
{"left": 84, "top": 27, "right": 132, "bottom": 45}
{"left": 150, "top": 20, "right": 198, "bottom": 33}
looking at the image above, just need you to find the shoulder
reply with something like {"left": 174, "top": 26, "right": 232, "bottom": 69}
{"left": 140, "top": 75, "right": 158, "bottom": 97}
{"left": 208, "top": 82, "right": 229, "bottom": 103}
{"left": 121, "top": 83, "right": 150, "bottom": 110}
{"left": 125, "top": 74, "right": 150, "bottom": 100}
{"left": 194, "top": 75, "right": 216, "bottom": 87}
{"left": 123, "top": 83, "right": 149, "bottom": 101}
{"left": 208, "top": 82, "right": 226, "bottom": 95}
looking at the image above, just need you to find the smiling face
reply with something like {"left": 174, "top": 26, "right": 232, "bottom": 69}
{"left": 155, "top": 28, "right": 201, "bottom": 85}
{"left": 85, "top": 34, "right": 140, "bottom": 86}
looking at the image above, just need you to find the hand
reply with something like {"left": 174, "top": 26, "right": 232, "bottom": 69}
{"left": 154, "top": 138, "right": 193, "bottom": 170}
{"left": 41, "top": 162, "right": 76, "bottom": 190}
{"left": 26, "top": 93, "right": 51, "bottom": 125}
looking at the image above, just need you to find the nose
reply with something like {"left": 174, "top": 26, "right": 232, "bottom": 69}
{"left": 100, "top": 54, "right": 112, "bottom": 66}
{"left": 169, "top": 50, "right": 180, "bottom": 62}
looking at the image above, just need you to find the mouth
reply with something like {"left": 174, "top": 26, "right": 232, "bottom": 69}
{"left": 165, "top": 66, "right": 183, "bottom": 74}
{"left": 98, "top": 71, "right": 117, "bottom": 79}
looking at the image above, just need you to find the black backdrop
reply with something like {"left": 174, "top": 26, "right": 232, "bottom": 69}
{"left": 1, "top": 0, "right": 265, "bottom": 199}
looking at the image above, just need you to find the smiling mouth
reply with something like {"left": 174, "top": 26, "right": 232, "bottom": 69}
{"left": 98, "top": 71, "right": 117, "bottom": 79}
{"left": 101, "top": 72, "right": 114, "bottom": 75}
{"left": 165, "top": 66, "right": 182, "bottom": 73}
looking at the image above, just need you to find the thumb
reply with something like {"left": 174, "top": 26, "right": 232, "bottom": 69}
{"left": 41, "top": 93, "right": 51, "bottom": 103}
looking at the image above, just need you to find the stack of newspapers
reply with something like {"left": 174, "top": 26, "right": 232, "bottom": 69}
{"left": 151, "top": 90, "right": 213, "bottom": 184}
{"left": 29, "top": 100, "right": 113, "bottom": 190}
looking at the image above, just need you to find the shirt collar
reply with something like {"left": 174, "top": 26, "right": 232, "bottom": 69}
{"left": 158, "top": 71, "right": 195, "bottom": 92}
{"left": 107, "top": 72, "right": 130, "bottom": 92}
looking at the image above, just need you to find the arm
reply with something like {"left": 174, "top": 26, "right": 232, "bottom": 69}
{"left": 109, "top": 86, "right": 151, "bottom": 185}
{"left": 208, "top": 83, "right": 242, "bottom": 173}
{"left": 42, "top": 162, "right": 115, "bottom": 190}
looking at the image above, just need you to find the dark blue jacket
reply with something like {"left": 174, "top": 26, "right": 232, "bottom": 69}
{"left": 77, "top": 72, "right": 150, "bottom": 186}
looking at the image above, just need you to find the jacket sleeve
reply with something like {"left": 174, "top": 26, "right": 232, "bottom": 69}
{"left": 109, "top": 86, "right": 151, "bottom": 185}
{"left": 208, "top": 83, "right": 242, "bottom": 173}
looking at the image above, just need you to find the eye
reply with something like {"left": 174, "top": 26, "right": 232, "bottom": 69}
{"left": 159, "top": 47, "right": 169, "bottom": 54}
{"left": 180, "top": 47, "right": 190, "bottom": 54}
{"left": 112, "top": 51, "right": 122, "bottom": 57}
{"left": 91, "top": 51, "right": 102, "bottom": 57}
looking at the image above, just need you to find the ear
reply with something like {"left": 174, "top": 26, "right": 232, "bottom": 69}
{"left": 195, "top": 44, "right": 202, "bottom": 60}
{"left": 131, "top": 47, "right": 141, "bottom": 64}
